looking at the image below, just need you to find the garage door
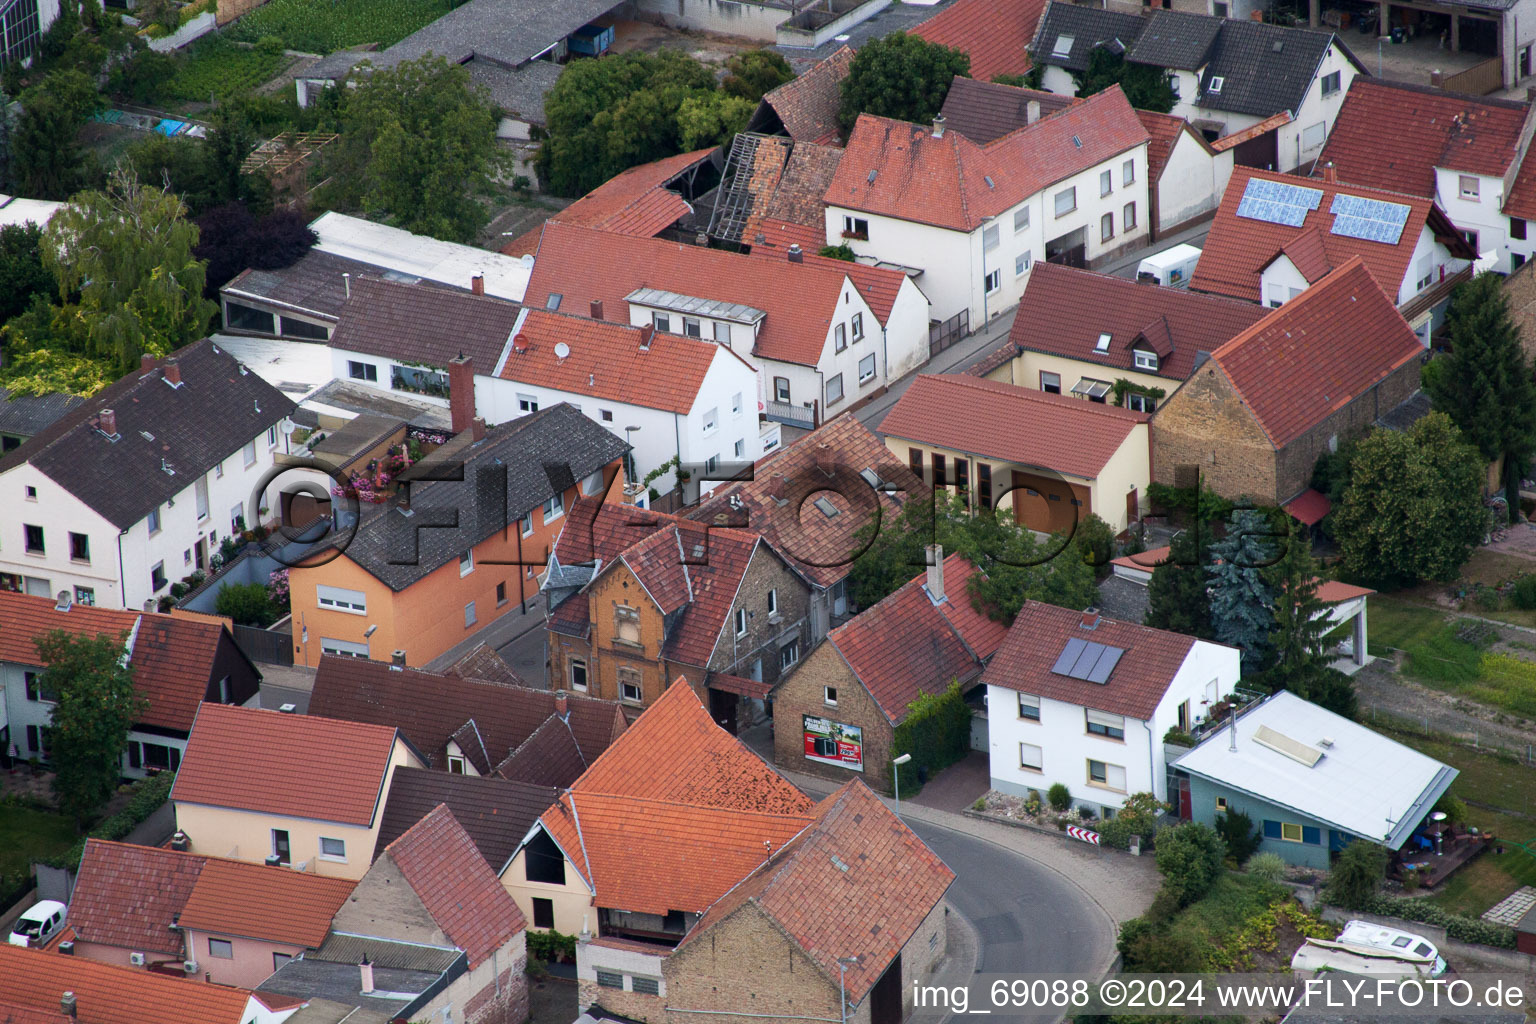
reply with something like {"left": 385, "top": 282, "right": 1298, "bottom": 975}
{"left": 1010, "top": 471, "right": 1091, "bottom": 534}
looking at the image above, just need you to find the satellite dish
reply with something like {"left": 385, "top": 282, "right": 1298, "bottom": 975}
{"left": 554, "top": 342, "right": 571, "bottom": 360}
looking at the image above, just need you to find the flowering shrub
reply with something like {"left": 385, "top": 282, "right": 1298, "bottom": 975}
{"left": 268, "top": 569, "right": 290, "bottom": 605}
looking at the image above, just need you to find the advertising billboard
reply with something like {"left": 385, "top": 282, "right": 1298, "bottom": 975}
{"left": 802, "top": 715, "right": 863, "bottom": 772}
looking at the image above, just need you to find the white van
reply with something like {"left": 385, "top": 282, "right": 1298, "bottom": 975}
{"left": 1135, "top": 244, "right": 1202, "bottom": 288}
{"left": 7, "top": 900, "right": 66, "bottom": 948}
{"left": 1291, "top": 920, "right": 1447, "bottom": 979}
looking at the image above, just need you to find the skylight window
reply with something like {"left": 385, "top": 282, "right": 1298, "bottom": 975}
{"left": 859, "top": 468, "right": 881, "bottom": 488}
{"left": 813, "top": 497, "right": 841, "bottom": 518}
{"left": 1052, "top": 34, "right": 1075, "bottom": 57}
{"left": 1094, "top": 333, "right": 1112, "bottom": 354}
{"left": 1072, "top": 135, "right": 1083, "bottom": 149}
{"left": 546, "top": 293, "right": 562, "bottom": 310}
{"left": 1208, "top": 76, "right": 1225, "bottom": 94}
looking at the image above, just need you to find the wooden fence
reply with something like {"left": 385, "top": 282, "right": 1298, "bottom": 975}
{"left": 1439, "top": 57, "right": 1503, "bottom": 97}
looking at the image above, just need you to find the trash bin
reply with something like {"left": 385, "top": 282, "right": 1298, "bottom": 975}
{"left": 917, "top": 765, "right": 929, "bottom": 785}
{"left": 1391, "top": 26, "right": 1407, "bottom": 43}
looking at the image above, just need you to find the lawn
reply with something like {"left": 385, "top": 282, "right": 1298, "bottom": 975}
{"left": 156, "top": 35, "right": 292, "bottom": 105}
{"left": 1363, "top": 595, "right": 1447, "bottom": 655}
{"left": 226, "top": 0, "right": 455, "bottom": 53}
{"left": 0, "top": 803, "right": 78, "bottom": 885}
{"left": 1360, "top": 595, "right": 1536, "bottom": 717}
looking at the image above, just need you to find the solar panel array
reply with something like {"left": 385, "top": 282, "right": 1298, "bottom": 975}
{"left": 1328, "top": 193, "right": 1410, "bottom": 245}
{"left": 1050, "top": 637, "right": 1126, "bottom": 684}
{"left": 1235, "top": 178, "right": 1324, "bottom": 227}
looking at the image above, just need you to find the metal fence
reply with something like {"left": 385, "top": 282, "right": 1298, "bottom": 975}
{"left": 233, "top": 624, "right": 294, "bottom": 666}
{"left": 929, "top": 309, "right": 970, "bottom": 358}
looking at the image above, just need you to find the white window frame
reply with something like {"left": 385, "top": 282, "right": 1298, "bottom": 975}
{"left": 735, "top": 607, "right": 748, "bottom": 637}
{"left": 243, "top": 440, "right": 257, "bottom": 468}
{"left": 826, "top": 374, "right": 844, "bottom": 406}
{"left": 1099, "top": 169, "right": 1112, "bottom": 197}
{"left": 714, "top": 322, "right": 730, "bottom": 344}
{"left": 1122, "top": 159, "right": 1135, "bottom": 186}
{"left": 464, "top": 601, "right": 477, "bottom": 627}
{"left": 348, "top": 360, "right": 378, "bottom": 383}
{"left": 542, "top": 493, "right": 564, "bottom": 523}
{"left": 1014, "top": 207, "right": 1029, "bottom": 233}
{"left": 682, "top": 316, "right": 701, "bottom": 338}
{"left": 317, "top": 585, "right": 367, "bottom": 614}
{"left": 1087, "top": 758, "right": 1127, "bottom": 791}
{"left": 652, "top": 312, "right": 671, "bottom": 333}
{"left": 1054, "top": 187, "right": 1076, "bottom": 217}
{"left": 767, "top": 589, "right": 778, "bottom": 616}
{"left": 1123, "top": 201, "right": 1137, "bottom": 231}
{"left": 731, "top": 392, "right": 743, "bottom": 416}
{"left": 1015, "top": 251, "right": 1032, "bottom": 276}
{"left": 459, "top": 551, "right": 474, "bottom": 577}
{"left": 1133, "top": 349, "right": 1158, "bottom": 371}
{"left": 1039, "top": 371, "right": 1061, "bottom": 394}
{"left": 1460, "top": 175, "right": 1481, "bottom": 201}
{"left": 318, "top": 837, "right": 347, "bottom": 862}
{"left": 824, "top": 686, "right": 838, "bottom": 707}
{"left": 703, "top": 407, "right": 719, "bottom": 434}
{"left": 1086, "top": 708, "right": 1126, "bottom": 740}
{"left": 1127, "top": 393, "right": 1156, "bottom": 413}
{"left": 858, "top": 353, "right": 877, "bottom": 385}
{"left": 984, "top": 269, "right": 1001, "bottom": 294}
{"left": 1321, "top": 70, "right": 1341, "bottom": 96}
{"left": 620, "top": 678, "right": 643, "bottom": 704}
{"left": 267, "top": 426, "right": 278, "bottom": 449}
{"left": 1101, "top": 212, "right": 1114, "bottom": 243}
{"left": 518, "top": 393, "right": 539, "bottom": 413}
{"left": 780, "top": 641, "right": 799, "bottom": 670}
{"left": 835, "top": 323, "right": 847, "bottom": 352}
{"left": 1019, "top": 742, "right": 1043, "bottom": 772}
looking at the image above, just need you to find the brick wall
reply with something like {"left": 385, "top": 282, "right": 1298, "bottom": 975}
{"left": 577, "top": 979, "right": 665, "bottom": 1021}
{"left": 707, "top": 545, "right": 812, "bottom": 687}
{"left": 664, "top": 903, "right": 842, "bottom": 1024}
{"left": 1503, "top": 263, "right": 1536, "bottom": 367}
{"left": 771, "top": 642, "right": 895, "bottom": 793}
{"left": 587, "top": 565, "right": 669, "bottom": 707}
{"left": 897, "top": 901, "right": 948, "bottom": 1018}
{"left": 464, "top": 948, "right": 531, "bottom": 1024}
{"left": 1151, "top": 360, "right": 1277, "bottom": 502}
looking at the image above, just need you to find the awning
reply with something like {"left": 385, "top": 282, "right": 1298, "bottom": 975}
{"left": 707, "top": 672, "right": 772, "bottom": 699}
{"left": 1070, "top": 378, "right": 1113, "bottom": 400}
{"left": 1284, "top": 488, "right": 1332, "bottom": 526}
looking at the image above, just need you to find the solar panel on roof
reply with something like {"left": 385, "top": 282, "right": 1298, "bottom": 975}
{"left": 1051, "top": 639, "right": 1127, "bottom": 682}
{"left": 1086, "top": 646, "right": 1124, "bottom": 683}
{"left": 1052, "top": 637, "right": 1089, "bottom": 676}
{"left": 1235, "top": 178, "right": 1323, "bottom": 227}
{"left": 1068, "top": 641, "right": 1103, "bottom": 678}
{"left": 1327, "top": 193, "right": 1409, "bottom": 245}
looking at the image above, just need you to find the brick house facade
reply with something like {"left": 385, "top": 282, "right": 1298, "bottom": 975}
{"left": 1151, "top": 258, "right": 1427, "bottom": 505}
{"left": 773, "top": 641, "right": 898, "bottom": 791}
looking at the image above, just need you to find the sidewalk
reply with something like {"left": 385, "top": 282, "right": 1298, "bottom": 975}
{"left": 424, "top": 600, "right": 548, "bottom": 672}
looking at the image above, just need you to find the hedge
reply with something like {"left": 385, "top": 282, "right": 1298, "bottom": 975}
{"left": 527, "top": 928, "right": 577, "bottom": 963}
{"left": 1356, "top": 894, "right": 1516, "bottom": 949}
{"left": 45, "top": 770, "right": 177, "bottom": 871}
{"left": 891, "top": 681, "right": 971, "bottom": 796}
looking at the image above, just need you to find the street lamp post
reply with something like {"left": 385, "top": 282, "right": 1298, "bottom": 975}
{"left": 836, "top": 956, "right": 860, "bottom": 1024}
{"left": 892, "top": 753, "right": 912, "bottom": 814}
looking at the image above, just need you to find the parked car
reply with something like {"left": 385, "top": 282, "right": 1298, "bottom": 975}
{"left": 7, "top": 900, "right": 66, "bottom": 948}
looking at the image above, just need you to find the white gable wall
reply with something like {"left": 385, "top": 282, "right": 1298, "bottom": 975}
{"left": 1156, "top": 129, "right": 1235, "bottom": 232}
{"left": 1271, "top": 42, "right": 1358, "bottom": 173}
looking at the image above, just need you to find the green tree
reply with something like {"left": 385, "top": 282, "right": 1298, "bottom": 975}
{"left": 721, "top": 49, "right": 794, "bottom": 101}
{"left": 838, "top": 31, "right": 970, "bottom": 132}
{"left": 325, "top": 56, "right": 508, "bottom": 243}
{"left": 1324, "top": 840, "right": 1389, "bottom": 910}
{"left": 138, "top": 0, "right": 179, "bottom": 34}
{"left": 1424, "top": 273, "right": 1536, "bottom": 521}
{"left": 34, "top": 628, "right": 146, "bottom": 825}
{"left": 1333, "top": 413, "right": 1487, "bottom": 588}
{"left": 1073, "top": 49, "right": 1175, "bottom": 113}
{"left": 1214, "top": 809, "right": 1261, "bottom": 863}
{"left": 215, "top": 582, "right": 278, "bottom": 627}
{"left": 1153, "top": 822, "right": 1227, "bottom": 908}
{"left": 0, "top": 223, "right": 52, "bottom": 322}
{"left": 1264, "top": 518, "right": 1356, "bottom": 717}
{"left": 676, "top": 91, "right": 755, "bottom": 151}
{"left": 1206, "top": 509, "right": 1279, "bottom": 674}
{"left": 1144, "top": 527, "right": 1214, "bottom": 639}
{"left": 9, "top": 69, "right": 102, "bottom": 198}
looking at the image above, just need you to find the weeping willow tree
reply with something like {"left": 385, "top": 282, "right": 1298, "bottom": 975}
{"left": 0, "top": 166, "right": 215, "bottom": 396}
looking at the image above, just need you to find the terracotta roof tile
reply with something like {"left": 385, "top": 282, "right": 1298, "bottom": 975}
{"left": 1135, "top": 109, "right": 1211, "bottom": 185}
{"left": 939, "top": 76, "right": 1075, "bottom": 146}
{"left": 760, "top": 144, "right": 843, "bottom": 229}
{"left": 524, "top": 221, "right": 882, "bottom": 368}
{"left": 443, "top": 642, "right": 524, "bottom": 686}
{"left": 882, "top": 374, "right": 1147, "bottom": 479}
{"left": 176, "top": 857, "right": 355, "bottom": 948}
{"left": 652, "top": 530, "right": 762, "bottom": 668}
{"left": 1278, "top": 226, "right": 1335, "bottom": 283}
{"left": 492, "top": 716, "right": 592, "bottom": 788}
{"left": 827, "top": 87, "right": 1147, "bottom": 232}
{"left": 0, "top": 944, "right": 257, "bottom": 1023}
{"left": 983, "top": 600, "right": 1207, "bottom": 720}
{"left": 827, "top": 553, "right": 1006, "bottom": 722}
{"left": 572, "top": 679, "right": 812, "bottom": 814}
{"left": 172, "top": 703, "right": 404, "bottom": 826}
{"left": 1283, "top": 487, "right": 1332, "bottom": 526}
{"left": 912, "top": 0, "right": 1044, "bottom": 81}
{"left": 735, "top": 134, "right": 796, "bottom": 246}
{"left": 682, "top": 781, "right": 953, "bottom": 1003}
{"left": 547, "top": 591, "right": 592, "bottom": 639}
{"left": 760, "top": 46, "right": 854, "bottom": 144}
{"left": 1205, "top": 258, "right": 1424, "bottom": 449}
{"left": 375, "top": 767, "right": 558, "bottom": 871}
{"left": 1315, "top": 77, "right": 1527, "bottom": 198}
{"left": 749, "top": 216, "right": 827, "bottom": 254}
{"left": 1502, "top": 145, "right": 1536, "bottom": 221}
{"left": 385, "top": 805, "right": 527, "bottom": 967}
{"left": 70, "top": 840, "right": 206, "bottom": 956}
{"left": 619, "top": 523, "right": 697, "bottom": 614}
{"left": 1009, "top": 263, "right": 1265, "bottom": 381}
{"left": 1189, "top": 166, "right": 1463, "bottom": 304}
{"left": 309, "top": 655, "right": 627, "bottom": 783}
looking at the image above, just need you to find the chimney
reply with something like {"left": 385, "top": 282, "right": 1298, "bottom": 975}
{"left": 471, "top": 274, "right": 485, "bottom": 296}
{"left": 590, "top": 299, "right": 604, "bottom": 321}
{"left": 391, "top": 650, "right": 406, "bottom": 670}
{"left": 814, "top": 443, "right": 834, "bottom": 477}
{"left": 1323, "top": 161, "right": 1337, "bottom": 183}
{"left": 768, "top": 474, "right": 786, "bottom": 501}
{"left": 343, "top": 272, "right": 351, "bottom": 299}
{"left": 555, "top": 691, "right": 569, "bottom": 717}
{"left": 925, "top": 544, "right": 945, "bottom": 602}
{"left": 787, "top": 244, "right": 804, "bottom": 264}
{"left": 448, "top": 352, "right": 475, "bottom": 437}
{"left": 360, "top": 958, "right": 375, "bottom": 995}
{"left": 639, "top": 325, "right": 655, "bottom": 351}
{"left": 140, "top": 353, "right": 156, "bottom": 372}
{"left": 695, "top": 231, "right": 709, "bottom": 246}
{"left": 932, "top": 114, "right": 947, "bottom": 138}
{"left": 1026, "top": 99, "right": 1041, "bottom": 124}
{"left": 55, "top": 590, "right": 72, "bottom": 612}
{"left": 62, "top": 992, "right": 77, "bottom": 1018}
{"left": 1080, "top": 607, "right": 1101, "bottom": 631}
{"left": 472, "top": 417, "right": 487, "bottom": 442}
{"left": 163, "top": 358, "right": 181, "bottom": 387}
{"left": 98, "top": 408, "right": 117, "bottom": 437}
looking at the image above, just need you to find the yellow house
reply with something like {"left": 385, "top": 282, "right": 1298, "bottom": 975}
{"left": 880, "top": 374, "right": 1152, "bottom": 535}
{"left": 171, "top": 703, "right": 424, "bottom": 880}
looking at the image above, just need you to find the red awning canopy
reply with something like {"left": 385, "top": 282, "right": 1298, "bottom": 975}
{"left": 707, "top": 672, "right": 772, "bottom": 699}
{"left": 1284, "top": 488, "right": 1332, "bottom": 526}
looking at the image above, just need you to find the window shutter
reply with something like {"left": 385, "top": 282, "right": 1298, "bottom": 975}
{"left": 1302, "top": 826, "right": 1321, "bottom": 846}
{"left": 1263, "top": 820, "right": 1282, "bottom": 839}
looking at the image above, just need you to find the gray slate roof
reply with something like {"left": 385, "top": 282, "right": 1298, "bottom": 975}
{"left": 1193, "top": 19, "right": 1348, "bottom": 118}
{"left": 938, "top": 76, "right": 1075, "bottom": 145}
{"left": 0, "top": 339, "right": 297, "bottom": 530}
{"left": 222, "top": 248, "right": 381, "bottom": 322}
{"left": 374, "top": 766, "right": 557, "bottom": 871}
{"left": 1126, "top": 10, "right": 1222, "bottom": 70}
{"left": 0, "top": 388, "right": 85, "bottom": 439}
{"left": 328, "top": 276, "right": 523, "bottom": 378}
{"left": 325, "top": 403, "right": 628, "bottom": 591}
{"left": 468, "top": 58, "right": 565, "bottom": 123}
{"left": 1029, "top": 4, "right": 1146, "bottom": 73}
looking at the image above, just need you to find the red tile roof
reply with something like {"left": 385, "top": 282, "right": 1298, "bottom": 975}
{"left": 541, "top": 792, "right": 813, "bottom": 916}
{"left": 1189, "top": 166, "right": 1461, "bottom": 304}
{"left": 1501, "top": 146, "right": 1536, "bottom": 221}
{"left": 384, "top": 804, "right": 526, "bottom": 968}
{"left": 826, "top": 87, "right": 1147, "bottom": 232}
{"left": 912, "top": 0, "right": 1044, "bottom": 82}
{"left": 524, "top": 221, "right": 879, "bottom": 368}
{"left": 983, "top": 600, "right": 1206, "bottom": 720}
{"left": 747, "top": 243, "right": 912, "bottom": 326}
{"left": 572, "top": 678, "right": 812, "bottom": 815}
{"left": 1317, "top": 580, "right": 1374, "bottom": 602}
{"left": 749, "top": 216, "right": 826, "bottom": 254}
{"left": 70, "top": 840, "right": 206, "bottom": 957}
{"left": 690, "top": 416, "right": 930, "bottom": 589}
{"left": 1283, "top": 487, "right": 1332, "bottom": 526}
{"left": 654, "top": 530, "right": 763, "bottom": 668}
{"left": 0, "top": 944, "right": 258, "bottom": 1024}
{"left": 760, "top": 47, "right": 855, "bottom": 144}
{"left": 176, "top": 857, "right": 355, "bottom": 948}
{"left": 0, "top": 592, "right": 237, "bottom": 733}
{"left": 1203, "top": 258, "right": 1424, "bottom": 449}
{"left": 553, "top": 496, "right": 686, "bottom": 567}
{"left": 827, "top": 553, "right": 1008, "bottom": 722}
{"left": 880, "top": 374, "right": 1148, "bottom": 479}
{"left": 173, "top": 703, "right": 406, "bottom": 826}
{"left": 1012, "top": 261, "right": 1256, "bottom": 380}
{"left": 619, "top": 523, "right": 698, "bottom": 615}
{"left": 683, "top": 781, "right": 952, "bottom": 1003}
{"left": 1314, "top": 78, "right": 1527, "bottom": 199}
{"left": 1208, "top": 111, "right": 1291, "bottom": 152}
{"left": 497, "top": 308, "right": 737, "bottom": 415}
{"left": 499, "top": 148, "right": 715, "bottom": 257}
{"left": 1136, "top": 110, "right": 1212, "bottom": 185}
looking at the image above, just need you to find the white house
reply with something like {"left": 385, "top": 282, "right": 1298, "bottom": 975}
{"left": 823, "top": 86, "right": 1150, "bottom": 327}
{"left": 309, "top": 211, "right": 532, "bottom": 303}
{"left": 1030, "top": 6, "right": 1365, "bottom": 173}
{"left": 522, "top": 221, "right": 930, "bottom": 429}
{"left": 981, "top": 601, "right": 1241, "bottom": 816}
{"left": 0, "top": 340, "right": 297, "bottom": 611}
